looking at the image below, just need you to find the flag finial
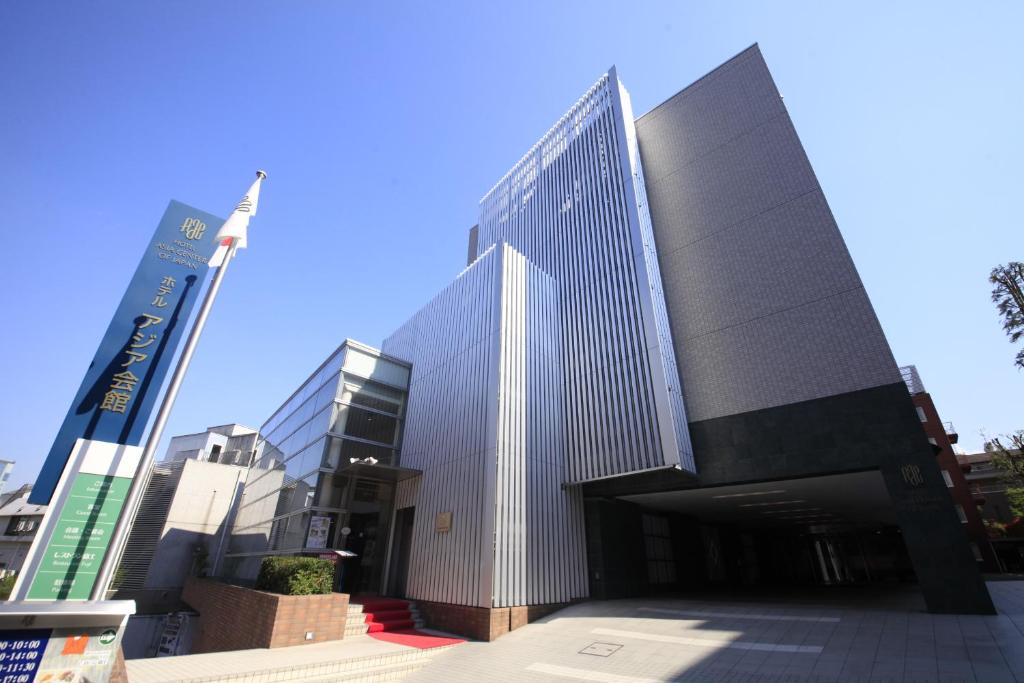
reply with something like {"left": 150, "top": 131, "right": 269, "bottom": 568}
{"left": 209, "top": 171, "right": 267, "bottom": 265}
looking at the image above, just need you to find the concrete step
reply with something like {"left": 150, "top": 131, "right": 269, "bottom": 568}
{"left": 173, "top": 645, "right": 455, "bottom": 683}
{"left": 349, "top": 598, "right": 427, "bottom": 635}
{"left": 407, "top": 606, "right": 425, "bottom": 630}
{"left": 345, "top": 620, "right": 424, "bottom": 637}
{"left": 292, "top": 658, "right": 429, "bottom": 682}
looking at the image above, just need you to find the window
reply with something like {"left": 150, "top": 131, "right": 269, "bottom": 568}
{"left": 208, "top": 444, "right": 222, "bottom": 464}
{"left": 941, "top": 470, "right": 954, "bottom": 488}
{"left": 955, "top": 504, "right": 967, "bottom": 524}
{"left": 916, "top": 406, "right": 927, "bottom": 423}
{"left": 5, "top": 516, "right": 35, "bottom": 536}
{"left": 340, "top": 379, "right": 404, "bottom": 416}
{"left": 337, "top": 406, "right": 398, "bottom": 446}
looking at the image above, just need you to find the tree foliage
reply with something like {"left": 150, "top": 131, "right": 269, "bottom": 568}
{"left": 0, "top": 575, "right": 15, "bottom": 601}
{"left": 255, "top": 556, "right": 334, "bottom": 596}
{"left": 987, "top": 430, "right": 1024, "bottom": 477}
{"left": 987, "top": 430, "right": 1024, "bottom": 517}
{"left": 990, "top": 262, "right": 1024, "bottom": 370}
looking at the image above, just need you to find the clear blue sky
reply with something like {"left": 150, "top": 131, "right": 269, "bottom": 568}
{"left": 1, "top": 1, "right": 1021, "bottom": 490}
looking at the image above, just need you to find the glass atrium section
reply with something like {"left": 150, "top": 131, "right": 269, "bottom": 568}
{"left": 224, "top": 340, "right": 411, "bottom": 588}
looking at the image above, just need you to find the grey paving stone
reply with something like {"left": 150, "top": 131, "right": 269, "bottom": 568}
{"left": 405, "top": 583, "right": 1024, "bottom": 683}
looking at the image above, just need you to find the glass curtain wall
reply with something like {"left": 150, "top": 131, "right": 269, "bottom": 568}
{"left": 224, "top": 342, "right": 409, "bottom": 591}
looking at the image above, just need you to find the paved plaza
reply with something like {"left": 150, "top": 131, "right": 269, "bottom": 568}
{"left": 408, "top": 581, "right": 1024, "bottom": 682}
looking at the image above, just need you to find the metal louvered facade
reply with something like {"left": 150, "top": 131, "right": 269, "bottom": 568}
{"left": 383, "top": 243, "right": 587, "bottom": 608}
{"left": 475, "top": 68, "right": 695, "bottom": 480}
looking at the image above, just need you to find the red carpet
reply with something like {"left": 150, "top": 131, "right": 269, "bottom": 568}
{"left": 352, "top": 598, "right": 415, "bottom": 634}
{"left": 352, "top": 597, "right": 466, "bottom": 647}
{"left": 368, "top": 629, "right": 465, "bottom": 649}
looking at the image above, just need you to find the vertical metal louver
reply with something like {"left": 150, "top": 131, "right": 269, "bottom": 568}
{"left": 112, "top": 461, "right": 185, "bottom": 590}
{"left": 383, "top": 244, "right": 587, "bottom": 608}
{"left": 475, "top": 69, "right": 695, "bottom": 480}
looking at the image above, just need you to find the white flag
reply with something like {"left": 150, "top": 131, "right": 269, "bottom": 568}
{"left": 210, "top": 170, "right": 266, "bottom": 267}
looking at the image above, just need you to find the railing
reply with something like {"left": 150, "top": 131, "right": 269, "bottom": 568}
{"left": 943, "top": 421, "right": 958, "bottom": 443}
{"left": 899, "top": 365, "right": 925, "bottom": 395}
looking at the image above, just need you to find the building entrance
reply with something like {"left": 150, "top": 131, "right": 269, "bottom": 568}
{"left": 338, "top": 477, "right": 394, "bottom": 595}
{"left": 385, "top": 506, "right": 415, "bottom": 598}
{"left": 585, "top": 470, "right": 920, "bottom": 599}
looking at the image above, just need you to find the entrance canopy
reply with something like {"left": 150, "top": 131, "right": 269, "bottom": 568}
{"left": 619, "top": 470, "right": 896, "bottom": 531}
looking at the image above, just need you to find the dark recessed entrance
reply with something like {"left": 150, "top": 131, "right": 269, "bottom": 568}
{"left": 585, "top": 470, "right": 918, "bottom": 599}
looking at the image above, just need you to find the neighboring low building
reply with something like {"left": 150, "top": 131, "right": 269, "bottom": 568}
{"left": 900, "top": 365, "right": 996, "bottom": 571}
{"left": 0, "top": 484, "right": 46, "bottom": 579}
{"left": 112, "top": 442, "right": 250, "bottom": 611}
{"left": 164, "top": 424, "right": 259, "bottom": 467}
{"left": 959, "top": 448, "right": 1024, "bottom": 572}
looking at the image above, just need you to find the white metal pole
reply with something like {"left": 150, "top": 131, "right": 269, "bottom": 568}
{"left": 90, "top": 241, "right": 239, "bottom": 600}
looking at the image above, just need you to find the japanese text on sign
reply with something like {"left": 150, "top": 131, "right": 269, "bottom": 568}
{"left": 98, "top": 276, "right": 177, "bottom": 415}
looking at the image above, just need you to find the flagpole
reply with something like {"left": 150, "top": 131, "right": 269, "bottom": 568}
{"left": 90, "top": 172, "right": 265, "bottom": 600}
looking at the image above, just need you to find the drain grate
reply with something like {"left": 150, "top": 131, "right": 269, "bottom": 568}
{"left": 579, "top": 642, "right": 623, "bottom": 657}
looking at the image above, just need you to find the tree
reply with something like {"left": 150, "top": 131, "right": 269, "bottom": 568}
{"left": 990, "top": 262, "right": 1024, "bottom": 370}
{"left": 988, "top": 430, "right": 1024, "bottom": 518}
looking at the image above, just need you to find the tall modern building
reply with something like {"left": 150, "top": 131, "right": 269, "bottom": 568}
{"left": 225, "top": 45, "right": 993, "bottom": 639}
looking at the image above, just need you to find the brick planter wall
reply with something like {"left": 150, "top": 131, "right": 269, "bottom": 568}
{"left": 182, "top": 577, "right": 349, "bottom": 652}
{"left": 414, "top": 600, "right": 572, "bottom": 641}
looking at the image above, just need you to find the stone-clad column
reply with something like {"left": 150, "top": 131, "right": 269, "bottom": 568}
{"left": 880, "top": 455, "right": 995, "bottom": 614}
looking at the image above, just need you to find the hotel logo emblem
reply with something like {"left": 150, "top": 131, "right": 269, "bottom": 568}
{"left": 900, "top": 464, "right": 924, "bottom": 487}
{"left": 179, "top": 217, "right": 207, "bottom": 240}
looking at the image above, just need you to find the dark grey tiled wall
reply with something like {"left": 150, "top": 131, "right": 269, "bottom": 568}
{"left": 636, "top": 45, "right": 900, "bottom": 423}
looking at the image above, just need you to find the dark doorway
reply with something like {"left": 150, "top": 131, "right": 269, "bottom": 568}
{"left": 387, "top": 507, "right": 415, "bottom": 597}
{"left": 338, "top": 478, "right": 395, "bottom": 595}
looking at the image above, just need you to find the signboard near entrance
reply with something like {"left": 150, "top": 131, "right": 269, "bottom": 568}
{"left": 27, "top": 475, "right": 131, "bottom": 600}
{"left": 31, "top": 201, "right": 224, "bottom": 505}
{"left": 306, "top": 515, "right": 331, "bottom": 550}
{"left": 435, "top": 511, "right": 452, "bottom": 533}
{"left": 0, "top": 602, "right": 133, "bottom": 683}
{"left": 0, "top": 628, "right": 49, "bottom": 681}
{"left": 16, "top": 440, "right": 142, "bottom": 601}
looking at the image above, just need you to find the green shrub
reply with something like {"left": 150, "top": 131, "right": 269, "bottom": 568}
{"left": 0, "top": 575, "right": 15, "bottom": 601}
{"left": 255, "top": 556, "right": 333, "bottom": 596}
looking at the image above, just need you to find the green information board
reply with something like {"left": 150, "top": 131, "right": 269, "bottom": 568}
{"left": 26, "top": 474, "right": 131, "bottom": 600}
